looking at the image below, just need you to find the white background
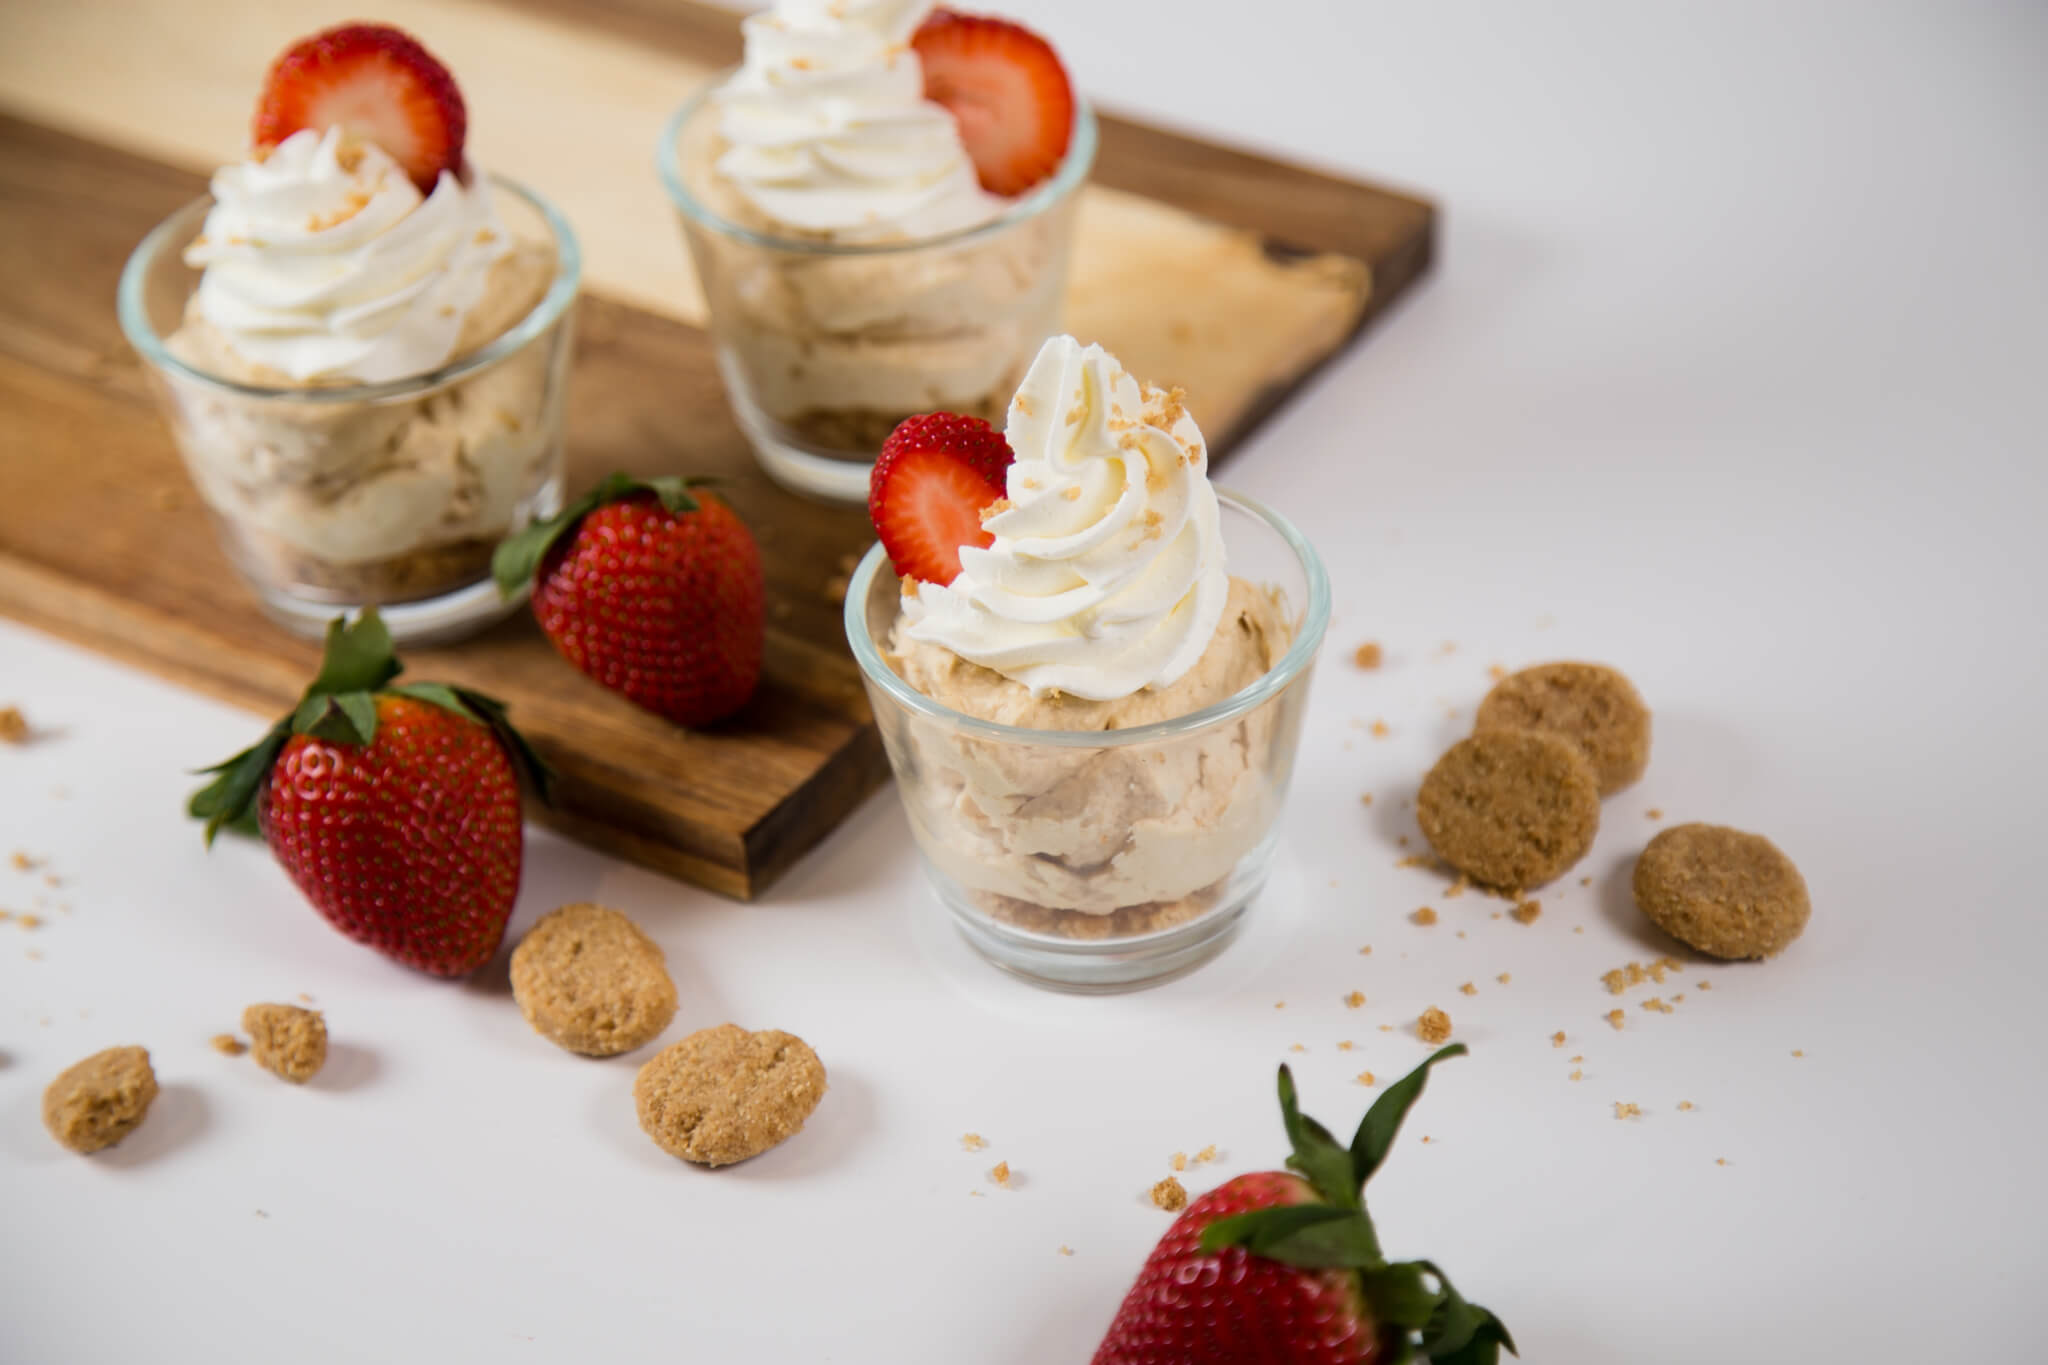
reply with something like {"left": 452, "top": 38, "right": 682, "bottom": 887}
{"left": 4, "top": 2, "right": 2046, "bottom": 1360}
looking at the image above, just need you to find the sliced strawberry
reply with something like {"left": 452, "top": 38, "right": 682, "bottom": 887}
{"left": 912, "top": 10, "right": 1075, "bottom": 197}
{"left": 253, "top": 24, "right": 466, "bottom": 194}
{"left": 869, "top": 413, "right": 1013, "bottom": 585}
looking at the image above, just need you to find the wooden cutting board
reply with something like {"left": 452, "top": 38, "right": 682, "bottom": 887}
{"left": 0, "top": 0, "right": 1433, "bottom": 899}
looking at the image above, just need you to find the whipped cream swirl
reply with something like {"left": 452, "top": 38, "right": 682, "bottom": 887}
{"left": 712, "top": 0, "right": 1001, "bottom": 240}
{"left": 903, "top": 336, "right": 1230, "bottom": 701}
{"left": 184, "top": 127, "right": 515, "bottom": 384}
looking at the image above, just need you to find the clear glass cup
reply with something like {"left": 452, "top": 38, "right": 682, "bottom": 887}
{"left": 117, "top": 179, "right": 581, "bottom": 645}
{"left": 846, "top": 489, "right": 1332, "bottom": 991}
{"left": 658, "top": 78, "right": 1096, "bottom": 503}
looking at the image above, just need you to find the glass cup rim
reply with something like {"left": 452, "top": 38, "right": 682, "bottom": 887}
{"left": 116, "top": 173, "right": 583, "bottom": 404}
{"left": 844, "top": 486, "right": 1333, "bottom": 749}
{"left": 656, "top": 70, "right": 1098, "bottom": 257}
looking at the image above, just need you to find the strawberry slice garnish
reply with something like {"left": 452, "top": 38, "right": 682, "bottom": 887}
{"left": 869, "top": 413, "right": 1014, "bottom": 585}
{"left": 253, "top": 24, "right": 467, "bottom": 194}
{"left": 912, "top": 9, "right": 1075, "bottom": 197}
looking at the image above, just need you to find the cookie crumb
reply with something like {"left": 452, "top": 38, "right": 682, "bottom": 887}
{"left": 1420, "top": 1135, "right": 1433, "bottom": 1143}
{"left": 1511, "top": 899, "right": 1541, "bottom": 924}
{"left": 1417, "top": 1007, "right": 1453, "bottom": 1044}
{"left": 1356, "top": 1071, "right": 1376, "bottom": 1086}
{"left": 1488, "top": 664, "right": 1508, "bottom": 680}
{"left": 1646, "top": 808, "right": 1663, "bottom": 820}
{"left": 635, "top": 1024, "right": 828, "bottom": 1167}
{"left": 1717, "top": 1158, "right": 1728, "bottom": 1166}
{"left": 1459, "top": 982, "right": 1477, "bottom": 997}
{"left": 1058, "top": 1245, "right": 1074, "bottom": 1256}
{"left": 1677, "top": 1101, "right": 1695, "bottom": 1112}
{"left": 1411, "top": 906, "right": 1438, "bottom": 926}
{"left": 961, "top": 1133, "right": 988, "bottom": 1152}
{"left": 1360, "top": 793, "right": 1374, "bottom": 807}
{"left": 18, "top": 913, "right": 42, "bottom": 930}
{"left": 1337, "top": 1040, "right": 1355, "bottom": 1051}
{"left": 1569, "top": 1069, "right": 1583, "bottom": 1081}
{"left": 1580, "top": 876, "right": 1593, "bottom": 887}
{"left": 1606, "top": 1009, "right": 1625, "bottom": 1030}
{"left": 1571, "top": 1055, "right": 1584, "bottom": 1063}
{"left": 1497, "top": 973, "right": 1512, "bottom": 985}
{"left": 1444, "top": 877, "right": 1469, "bottom": 900}
{"left": 243, "top": 1003, "right": 328, "bottom": 1083}
{"left": 9, "top": 851, "right": 37, "bottom": 871}
{"left": 43, "top": 1046, "right": 156, "bottom": 1153}
{"left": 1344, "top": 991, "right": 1366, "bottom": 1008}
{"left": 1353, "top": 643, "right": 1382, "bottom": 670}
{"left": 1359, "top": 945, "right": 1372, "bottom": 955}
{"left": 1552, "top": 1031, "right": 1567, "bottom": 1048}
{"left": 1642, "top": 997, "right": 1673, "bottom": 1014}
{"left": 210, "top": 1034, "right": 246, "bottom": 1057}
{"left": 1288, "top": 1043, "right": 1307, "bottom": 1053}
{"left": 1150, "top": 1176, "right": 1187, "bottom": 1212}
{"left": 0, "top": 706, "right": 27, "bottom": 743}
{"left": 1195, "top": 1145, "right": 1218, "bottom": 1163}
{"left": 1274, "top": 1001, "right": 1286, "bottom": 1010}
{"left": 1614, "top": 1102, "right": 1641, "bottom": 1120}
{"left": 511, "top": 903, "right": 677, "bottom": 1057}
{"left": 1699, "top": 980, "right": 1712, "bottom": 990}
{"left": 1170, "top": 1152, "right": 1187, "bottom": 1171}
{"left": 1370, "top": 719, "right": 1391, "bottom": 738}
{"left": 990, "top": 1161, "right": 1011, "bottom": 1187}
{"left": 1792, "top": 1049, "right": 1804, "bottom": 1058}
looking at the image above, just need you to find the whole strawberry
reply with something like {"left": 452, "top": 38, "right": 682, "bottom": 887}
{"left": 494, "top": 474, "right": 764, "bottom": 728}
{"left": 1094, "top": 1047, "right": 1515, "bottom": 1365}
{"left": 189, "top": 610, "right": 550, "bottom": 977}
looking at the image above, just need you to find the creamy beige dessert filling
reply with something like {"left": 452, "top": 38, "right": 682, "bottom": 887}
{"left": 679, "top": 117, "right": 1066, "bottom": 449}
{"left": 887, "top": 576, "right": 1292, "bottom": 920}
{"left": 166, "top": 244, "right": 557, "bottom": 601}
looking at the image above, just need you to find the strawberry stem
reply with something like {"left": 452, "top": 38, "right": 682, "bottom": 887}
{"left": 1196, "top": 1046, "right": 1517, "bottom": 1364}
{"left": 491, "top": 472, "right": 720, "bottom": 597}
{"left": 188, "top": 607, "right": 552, "bottom": 844}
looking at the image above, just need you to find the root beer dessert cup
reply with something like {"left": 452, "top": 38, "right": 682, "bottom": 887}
{"left": 117, "top": 24, "right": 581, "bottom": 643}
{"left": 658, "top": 2, "right": 1093, "bottom": 502}
{"left": 847, "top": 336, "right": 1331, "bottom": 990}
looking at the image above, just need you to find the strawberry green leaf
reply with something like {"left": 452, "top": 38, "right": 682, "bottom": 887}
{"left": 387, "top": 682, "right": 556, "bottom": 805}
{"left": 1356, "top": 1263, "right": 1443, "bottom": 1333}
{"left": 491, "top": 472, "right": 719, "bottom": 596}
{"left": 1277, "top": 1064, "right": 1363, "bottom": 1212}
{"left": 291, "top": 691, "right": 377, "bottom": 746}
{"left": 186, "top": 725, "right": 289, "bottom": 847}
{"left": 1350, "top": 1043, "right": 1466, "bottom": 1186}
{"left": 1199, "top": 1205, "right": 1383, "bottom": 1269}
{"left": 1198, "top": 1205, "right": 1352, "bottom": 1257}
{"left": 1414, "top": 1260, "right": 1517, "bottom": 1362}
{"left": 303, "top": 609, "right": 401, "bottom": 697}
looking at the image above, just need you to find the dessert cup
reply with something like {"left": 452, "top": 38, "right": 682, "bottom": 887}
{"left": 847, "top": 488, "right": 1331, "bottom": 991}
{"left": 658, "top": 78, "right": 1095, "bottom": 503}
{"left": 118, "top": 178, "right": 581, "bottom": 645}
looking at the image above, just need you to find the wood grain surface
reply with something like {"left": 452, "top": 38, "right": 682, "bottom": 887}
{"left": 0, "top": 0, "right": 1434, "bottom": 898}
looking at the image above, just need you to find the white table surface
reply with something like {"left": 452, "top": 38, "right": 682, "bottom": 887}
{"left": 5, "top": 2, "right": 2045, "bottom": 1360}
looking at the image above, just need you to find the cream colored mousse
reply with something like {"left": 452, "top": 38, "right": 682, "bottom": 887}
{"left": 679, "top": 0, "right": 1070, "bottom": 449}
{"left": 164, "top": 127, "right": 559, "bottom": 601}
{"left": 884, "top": 337, "right": 1292, "bottom": 925}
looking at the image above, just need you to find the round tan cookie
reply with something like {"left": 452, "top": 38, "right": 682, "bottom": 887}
{"left": 43, "top": 1045, "right": 158, "bottom": 1154}
{"left": 512, "top": 903, "right": 678, "bottom": 1057}
{"left": 1475, "top": 662, "right": 1651, "bottom": 796}
{"left": 1633, "top": 823, "right": 1809, "bottom": 959}
{"left": 1417, "top": 730, "right": 1601, "bottom": 889}
{"left": 633, "top": 1024, "right": 826, "bottom": 1167}
{"left": 243, "top": 1003, "right": 328, "bottom": 1083}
